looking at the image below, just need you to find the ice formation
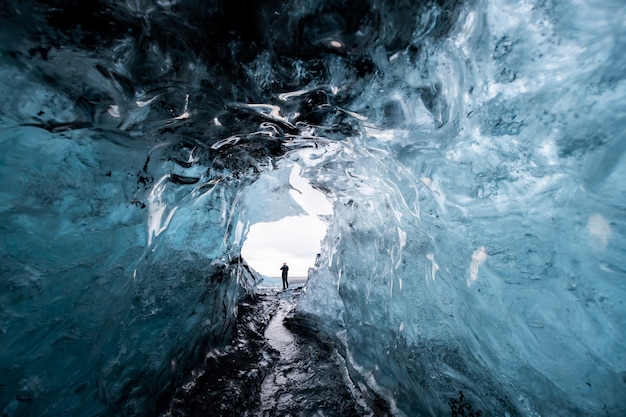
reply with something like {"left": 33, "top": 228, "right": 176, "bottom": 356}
{"left": 1, "top": 0, "right": 625, "bottom": 416}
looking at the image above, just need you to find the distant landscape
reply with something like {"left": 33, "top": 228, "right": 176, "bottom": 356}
{"left": 258, "top": 276, "right": 308, "bottom": 288}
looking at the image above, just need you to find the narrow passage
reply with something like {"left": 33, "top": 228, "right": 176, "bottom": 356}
{"left": 164, "top": 288, "right": 390, "bottom": 417}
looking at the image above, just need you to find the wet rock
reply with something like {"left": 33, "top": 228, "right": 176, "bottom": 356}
{"left": 162, "top": 292, "right": 279, "bottom": 416}
{"left": 162, "top": 288, "right": 392, "bottom": 416}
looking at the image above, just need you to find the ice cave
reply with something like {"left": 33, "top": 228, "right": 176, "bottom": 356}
{"left": 1, "top": 0, "right": 625, "bottom": 416}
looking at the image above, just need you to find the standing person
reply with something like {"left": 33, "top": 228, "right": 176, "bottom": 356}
{"left": 280, "top": 262, "right": 289, "bottom": 290}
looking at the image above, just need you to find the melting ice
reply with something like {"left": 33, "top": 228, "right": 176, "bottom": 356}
{"left": 1, "top": 0, "right": 625, "bottom": 416}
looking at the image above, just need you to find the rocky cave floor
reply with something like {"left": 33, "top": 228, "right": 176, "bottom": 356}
{"left": 161, "top": 287, "right": 392, "bottom": 417}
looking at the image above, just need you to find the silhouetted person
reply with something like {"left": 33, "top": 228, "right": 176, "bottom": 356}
{"left": 280, "top": 262, "right": 289, "bottom": 290}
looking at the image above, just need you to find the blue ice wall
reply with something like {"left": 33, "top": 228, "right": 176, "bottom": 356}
{"left": 1, "top": 0, "right": 625, "bottom": 416}
{"left": 297, "top": 0, "right": 626, "bottom": 415}
{"left": 0, "top": 36, "right": 266, "bottom": 416}
{"left": 0, "top": 121, "right": 260, "bottom": 415}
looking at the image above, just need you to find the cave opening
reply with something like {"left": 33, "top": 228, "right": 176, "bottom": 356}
{"left": 240, "top": 164, "right": 333, "bottom": 288}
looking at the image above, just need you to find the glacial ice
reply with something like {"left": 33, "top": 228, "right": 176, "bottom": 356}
{"left": 1, "top": 0, "right": 625, "bottom": 416}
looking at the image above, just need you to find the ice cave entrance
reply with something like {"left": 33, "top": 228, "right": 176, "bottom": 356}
{"left": 241, "top": 165, "right": 333, "bottom": 288}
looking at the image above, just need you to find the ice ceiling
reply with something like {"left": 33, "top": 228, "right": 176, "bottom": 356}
{"left": 1, "top": 0, "right": 625, "bottom": 416}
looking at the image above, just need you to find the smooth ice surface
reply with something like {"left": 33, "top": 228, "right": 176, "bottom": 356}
{"left": 295, "top": 1, "right": 626, "bottom": 415}
{"left": 1, "top": 0, "right": 625, "bottom": 416}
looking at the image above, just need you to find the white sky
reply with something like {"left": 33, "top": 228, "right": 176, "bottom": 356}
{"left": 241, "top": 166, "right": 332, "bottom": 278}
